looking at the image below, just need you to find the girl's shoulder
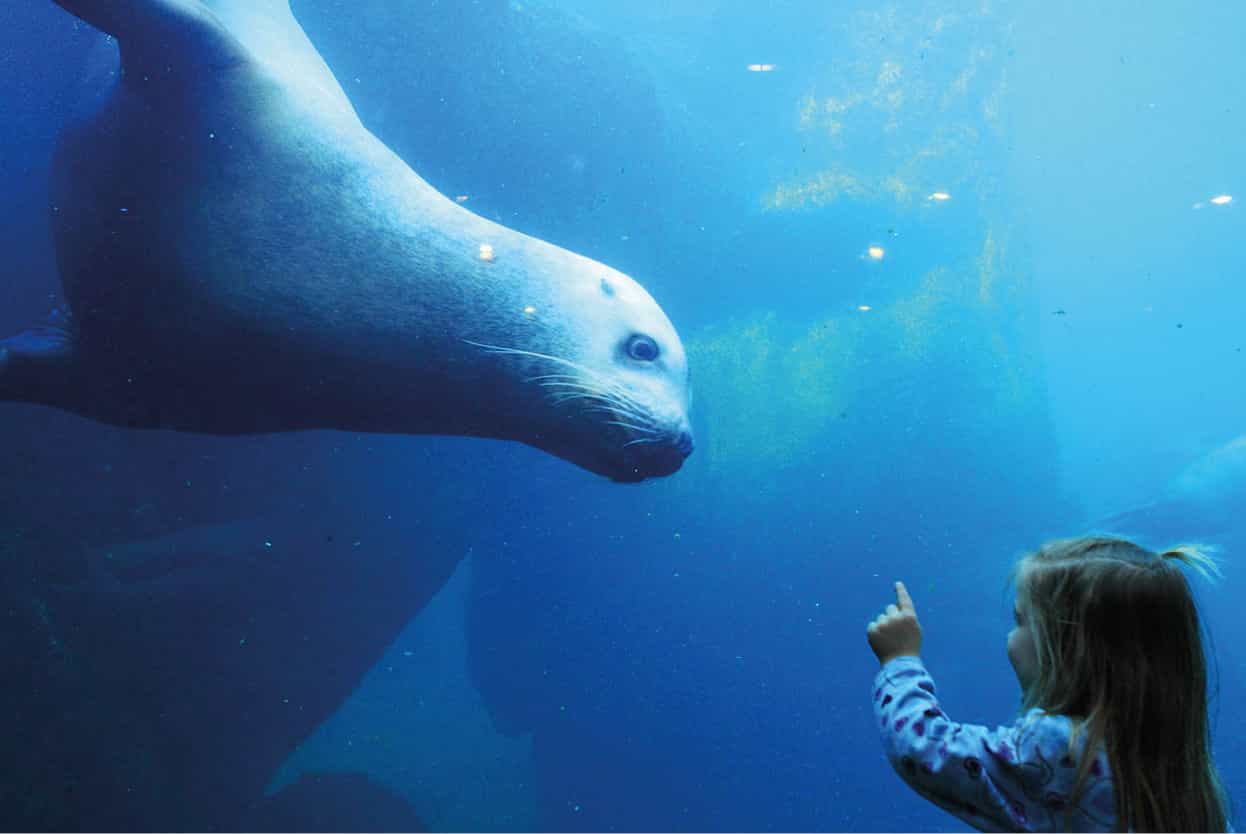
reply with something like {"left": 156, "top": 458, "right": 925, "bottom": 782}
{"left": 1014, "top": 708, "right": 1093, "bottom": 757}
{"left": 1012, "top": 708, "right": 1112, "bottom": 788}
{"left": 998, "top": 709, "right": 1116, "bottom": 830}
{"left": 1016, "top": 706, "right": 1076, "bottom": 736}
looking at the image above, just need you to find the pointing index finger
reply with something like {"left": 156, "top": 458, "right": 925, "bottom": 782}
{"left": 895, "top": 581, "right": 917, "bottom": 616}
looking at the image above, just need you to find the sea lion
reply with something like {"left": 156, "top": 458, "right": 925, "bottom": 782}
{"left": 1096, "top": 435, "right": 1246, "bottom": 545}
{"left": 1, "top": 0, "right": 693, "bottom": 482}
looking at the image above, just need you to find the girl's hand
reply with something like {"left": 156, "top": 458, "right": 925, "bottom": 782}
{"left": 867, "top": 581, "right": 923, "bottom": 666}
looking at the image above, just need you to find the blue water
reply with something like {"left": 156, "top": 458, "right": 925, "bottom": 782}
{"left": 1, "top": 0, "right": 1244, "bottom": 830}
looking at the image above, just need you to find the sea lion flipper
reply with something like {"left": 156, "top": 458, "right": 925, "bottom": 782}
{"left": 50, "top": 0, "right": 247, "bottom": 75}
{"left": 0, "top": 326, "right": 79, "bottom": 409}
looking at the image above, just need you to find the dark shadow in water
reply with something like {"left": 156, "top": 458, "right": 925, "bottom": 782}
{"left": 0, "top": 502, "right": 465, "bottom": 830}
{"left": 244, "top": 771, "right": 428, "bottom": 832}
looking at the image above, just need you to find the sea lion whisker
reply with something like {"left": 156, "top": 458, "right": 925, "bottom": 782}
{"left": 623, "top": 436, "right": 664, "bottom": 448}
{"left": 587, "top": 405, "right": 647, "bottom": 422}
{"left": 467, "top": 340, "right": 673, "bottom": 448}
{"left": 545, "top": 389, "right": 642, "bottom": 420}
{"left": 549, "top": 394, "right": 616, "bottom": 408}
{"left": 540, "top": 384, "right": 613, "bottom": 402}
{"left": 463, "top": 340, "right": 598, "bottom": 378}
{"left": 465, "top": 342, "right": 635, "bottom": 406}
{"left": 600, "top": 380, "right": 650, "bottom": 414}
{"left": 547, "top": 394, "right": 627, "bottom": 413}
{"left": 583, "top": 393, "right": 649, "bottom": 425}
{"left": 527, "top": 372, "right": 593, "bottom": 381}
{"left": 605, "top": 419, "right": 657, "bottom": 434}
{"left": 538, "top": 382, "right": 636, "bottom": 414}
{"left": 602, "top": 395, "right": 651, "bottom": 424}
{"left": 492, "top": 351, "right": 645, "bottom": 414}
{"left": 537, "top": 380, "right": 606, "bottom": 393}
{"left": 526, "top": 373, "right": 587, "bottom": 384}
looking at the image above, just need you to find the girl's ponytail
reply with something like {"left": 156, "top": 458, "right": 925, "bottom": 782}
{"left": 1159, "top": 545, "right": 1222, "bottom": 581}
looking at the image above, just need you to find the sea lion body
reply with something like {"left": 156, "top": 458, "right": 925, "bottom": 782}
{"left": 5, "top": 0, "right": 692, "bottom": 481}
{"left": 1097, "top": 436, "right": 1246, "bottom": 543}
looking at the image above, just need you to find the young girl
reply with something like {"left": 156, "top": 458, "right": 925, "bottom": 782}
{"left": 866, "top": 535, "right": 1230, "bottom": 832}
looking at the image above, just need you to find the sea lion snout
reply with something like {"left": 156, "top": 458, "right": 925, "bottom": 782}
{"left": 612, "top": 425, "right": 694, "bottom": 482}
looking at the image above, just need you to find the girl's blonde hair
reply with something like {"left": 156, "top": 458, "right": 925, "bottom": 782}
{"left": 1013, "top": 535, "right": 1228, "bottom": 832}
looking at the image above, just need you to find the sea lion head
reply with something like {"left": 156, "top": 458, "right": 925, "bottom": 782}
{"left": 467, "top": 247, "right": 692, "bottom": 483}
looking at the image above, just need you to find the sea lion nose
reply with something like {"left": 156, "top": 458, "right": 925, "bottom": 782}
{"left": 675, "top": 429, "right": 695, "bottom": 458}
{"left": 620, "top": 427, "right": 694, "bottom": 479}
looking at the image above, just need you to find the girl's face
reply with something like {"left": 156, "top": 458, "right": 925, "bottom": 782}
{"left": 1008, "top": 592, "right": 1039, "bottom": 693}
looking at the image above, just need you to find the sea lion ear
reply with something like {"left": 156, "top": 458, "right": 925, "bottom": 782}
{"left": 50, "top": 0, "right": 249, "bottom": 76}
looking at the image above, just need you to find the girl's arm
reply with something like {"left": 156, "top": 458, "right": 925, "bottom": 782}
{"left": 874, "top": 657, "right": 1114, "bottom": 833}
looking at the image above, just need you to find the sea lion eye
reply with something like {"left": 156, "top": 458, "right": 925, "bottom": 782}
{"left": 626, "top": 334, "right": 660, "bottom": 362}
